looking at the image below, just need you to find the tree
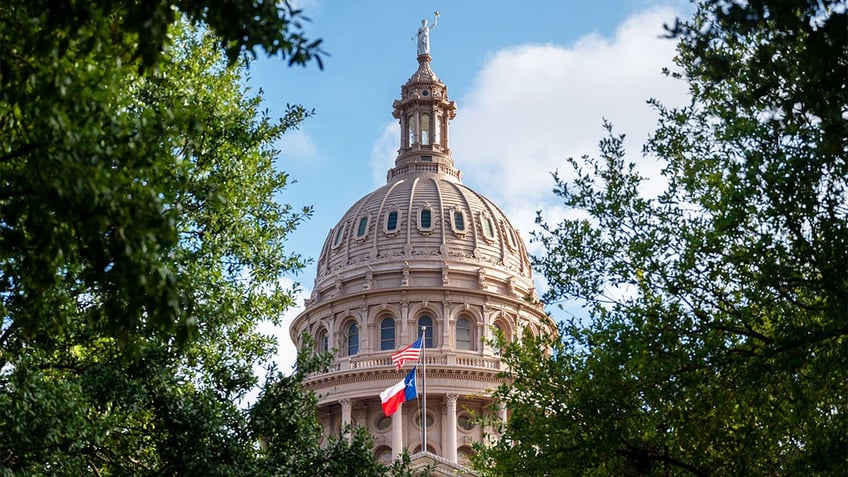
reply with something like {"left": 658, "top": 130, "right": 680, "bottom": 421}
{"left": 0, "top": 0, "right": 323, "bottom": 344}
{"left": 477, "top": 1, "right": 847, "bottom": 475}
{"left": 0, "top": 4, "right": 394, "bottom": 475}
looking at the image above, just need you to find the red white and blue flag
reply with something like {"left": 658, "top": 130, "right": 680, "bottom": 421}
{"left": 391, "top": 336, "right": 422, "bottom": 369}
{"left": 380, "top": 366, "right": 418, "bottom": 416}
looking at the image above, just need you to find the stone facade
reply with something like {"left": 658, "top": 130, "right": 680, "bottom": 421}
{"left": 290, "top": 51, "right": 555, "bottom": 470}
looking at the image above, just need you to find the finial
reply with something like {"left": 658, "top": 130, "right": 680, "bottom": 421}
{"left": 415, "top": 11, "right": 440, "bottom": 58}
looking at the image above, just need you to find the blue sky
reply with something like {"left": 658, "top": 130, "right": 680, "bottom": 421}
{"left": 247, "top": 0, "right": 694, "bottom": 372}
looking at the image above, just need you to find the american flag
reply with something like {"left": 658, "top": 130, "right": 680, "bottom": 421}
{"left": 391, "top": 337, "right": 422, "bottom": 369}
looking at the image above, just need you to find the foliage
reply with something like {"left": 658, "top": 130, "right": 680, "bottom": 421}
{"left": 0, "top": 3, "right": 390, "bottom": 475}
{"left": 478, "top": 1, "right": 847, "bottom": 475}
{"left": 0, "top": 0, "right": 324, "bottom": 72}
{"left": 251, "top": 349, "right": 392, "bottom": 477}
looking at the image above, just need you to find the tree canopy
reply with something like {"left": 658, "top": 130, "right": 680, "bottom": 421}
{"left": 477, "top": 1, "right": 847, "bottom": 475}
{"left": 0, "top": 2, "right": 393, "bottom": 475}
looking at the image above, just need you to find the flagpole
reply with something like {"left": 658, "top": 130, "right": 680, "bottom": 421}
{"left": 421, "top": 325, "right": 426, "bottom": 453}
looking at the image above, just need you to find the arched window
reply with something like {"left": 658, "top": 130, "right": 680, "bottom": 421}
{"left": 493, "top": 322, "right": 508, "bottom": 356}
{"left": 418, "top": 316, "right": 434, "bottom": 348}
{"left": 421, "top": 113, "right": 430, "bottom": 145}
{"left": 380, "top": 318, "right": 395, "bottom": 351}
{"left": 458, "top": 446, "right": 474, "bottom": 466}
{"left": 347, "top": 323, "right": 359, "bottom": 355}
{"left": 456, "top": 317, "right": 472, "bottom": 350}
{"left": 374, "top": 446, "right": 393, "bottom": 463}
{"left": 434, "top": 113, "right": 441, "bottom": 145}
{"left": 316, "top": 328, "right": 329, "bottom": 354}
{"left": 408, "top": 115, "right": 417, "bottom": 145}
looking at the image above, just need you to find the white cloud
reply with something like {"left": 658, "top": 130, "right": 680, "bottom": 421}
{"left": 451, "top": 6, "right": 690, "bottom": 257}
{"left": 278, "top": 128, "right": 318, "bottom": 162}
{"left": 369, "top": 122, "right": 400, "bottom": 186}
{"left": 361, "top": 7, "right": 692, "bottom": 321}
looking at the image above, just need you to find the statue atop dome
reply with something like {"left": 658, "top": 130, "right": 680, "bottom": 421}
{"left": 416, "top": 11, "right": 440, "bottom": 56}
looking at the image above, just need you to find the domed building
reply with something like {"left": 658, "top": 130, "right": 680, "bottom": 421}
{"left": 290, "top": 31, "right": 555, "bottom": 472}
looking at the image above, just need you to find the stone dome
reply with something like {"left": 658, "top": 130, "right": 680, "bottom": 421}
{"left": 311, "top": 174, "right": 536, "bottom": 302}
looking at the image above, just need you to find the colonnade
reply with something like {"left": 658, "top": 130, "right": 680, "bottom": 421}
{"left": 336, "top": 393, "right": 507, "bottom": 464}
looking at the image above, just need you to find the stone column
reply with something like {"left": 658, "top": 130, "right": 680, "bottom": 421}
{"left": 446, "top": 394, "right": 458, "bottom": 463}
{"left": 353, "top": 402, "right": 366, "bottom": 428}
{"left": 340, "top": 399, "right": 352, "bottom": 441}
{"left": 392, "top": 403, "right": 403, "bottom": 459}
{"left": 441, "top": 296, "right": 451, "bottom": 350}
{"left": 440, "top": 399, "right": 448, "bottom": 457}
{"left": 400, "top": 292, "right": 409, "bottom": 343}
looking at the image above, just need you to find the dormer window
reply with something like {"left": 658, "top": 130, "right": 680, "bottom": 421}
{"left": 384, "top": 209, "right": 401, "bottom": 235}
{"left": 356, "top": 215, "right": 369, "bottom": 240}
{"left": 481, "top": 215, "right": 496, "bottom": 241}
{"left": 506, "top": 225, "right": 518, "bottom": 249}
{"left": 450, "top": 208, "right": 467, "bottom": 235}
{"left": 332, "top": 223, "right": 346, "bottom": 248}
{"left": 417, "top": 206, "right": 434, "bottom": 233}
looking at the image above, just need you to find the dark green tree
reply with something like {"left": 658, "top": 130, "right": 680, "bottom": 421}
{"left": 477, "top": 1, "right": 847, "bottom": 475}
{"left": 0, "top": 3, "right": 393, "bottom": 475}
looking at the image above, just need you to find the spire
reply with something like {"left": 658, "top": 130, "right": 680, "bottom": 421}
{"left": 387, "top": 12, "right": 460, "bottom": 184}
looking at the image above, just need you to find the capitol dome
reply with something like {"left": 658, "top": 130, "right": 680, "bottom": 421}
{"left": 291, "top": 44, "right": 555, "bottom": 471}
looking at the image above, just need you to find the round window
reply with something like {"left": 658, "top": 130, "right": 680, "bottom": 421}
{"left": 376, "top": 415, "right": 392, "bottom": 431}
{"left": 457, "top": 414, "right": 475, "bottom": 431}
{"left": 422, "top": 89, "right": 430, "bottom": 96}
{"left": 414, "top": 411, "right": 434, "bottom": 429}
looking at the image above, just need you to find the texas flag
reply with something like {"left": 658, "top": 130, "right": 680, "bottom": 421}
{"left": 380, "top": 366, "right": 417, "bottom": 416}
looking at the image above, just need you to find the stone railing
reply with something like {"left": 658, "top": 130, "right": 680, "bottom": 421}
{"left": 454, "top": 356, "right": 501, "bottom": 369}
{"left": 387, "top": 162, "right": 462, "bottom": 182}
{"left": 349, "top": 356, "right": 393, "bottom": 369}
{"left": 329, "top": 353, "right": 501, "bottom": 373}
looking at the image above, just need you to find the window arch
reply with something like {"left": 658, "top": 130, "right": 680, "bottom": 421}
{"left": 346, "top": 322, "right": 359, "bottom": 356}
{"left": 380, "top": 317, "right": 395, "bottom": 351}
{"left": 456, "top": 317, "right": 473, "bottom": 350}
{"left": 492, "top": 321, "right": 510, "bottom": 356}
{"left": 374, "top": 446, "right": 393, "bottom": 463}
{"left": 413, "top": 444, "right": 437, "bottom": 454}
{"left": 418, "top": 315, "right": 434, "bottom": 348}
{"left": 316, "top": 328, "right": 329, "bottom": 354}
{"left": 458, "top": 446, "right": 474, "bottom": 466}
